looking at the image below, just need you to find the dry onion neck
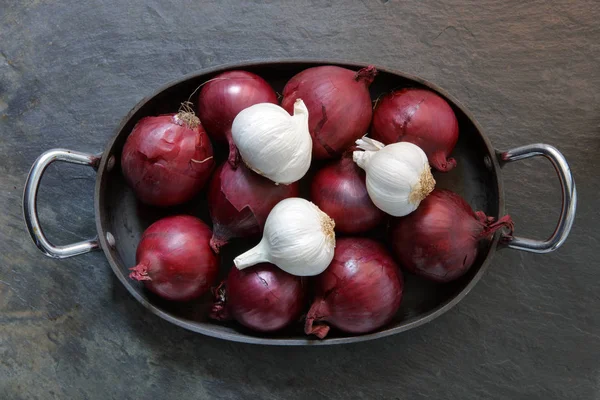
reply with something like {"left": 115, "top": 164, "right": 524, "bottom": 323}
{"left": 174, "top": 101, "right": 200, "bottom": 129}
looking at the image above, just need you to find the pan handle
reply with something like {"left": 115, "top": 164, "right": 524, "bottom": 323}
{"left": 23, "top": 149, "right": 101, "bottom": 259}
{"left": 498, "top": 144, "right": 576, "bottom": 253}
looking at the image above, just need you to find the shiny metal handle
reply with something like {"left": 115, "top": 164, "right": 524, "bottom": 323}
{"left": 23, "top": 149, "right": 101, "bottom": 259}
{"left": 499, "top": 144, "right": 576, "bottom": 253}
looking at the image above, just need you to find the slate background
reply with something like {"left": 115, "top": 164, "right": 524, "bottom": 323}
{"left": 1, "top": 1, "right": 599, "bottom": 399}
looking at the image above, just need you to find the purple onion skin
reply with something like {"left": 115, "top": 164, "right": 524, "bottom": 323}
{"left": 197, "top": 70, "right": 278, "bottom": 167}
{"left": 311, "top": 155, "right": 384, "bottom": 234}
{"left": 305, "top": 237, "right": 403, "bottom": 339}
{"left": 129, "top": 215, "right": 219, "bottom": 302}
{"left": 282, "top": 65, "right": 377, "bottom": 159}
{"left": 207, "top": 162, "right": 300, "bottom": 253}
{"left": 371, "top": 88, "right": 459, "bottom": 172}
{"left": 210, "top": 263, "right": 306, "bottom": 333}
{"left": 121, "top": 114, "right": 214, "bottom": 206}
{"left": 391, "top": 189, "right": 514, "bottom": 282}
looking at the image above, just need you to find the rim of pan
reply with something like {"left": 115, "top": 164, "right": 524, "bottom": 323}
{"left": 94, "top": 59, "right": 505, "bottom": 345}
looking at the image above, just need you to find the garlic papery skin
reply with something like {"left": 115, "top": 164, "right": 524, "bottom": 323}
{"left": 231, "top": 99, "right": 312, "bottom": 185}
{"left": 353, "top": 137, "right": 435, "bottom": 217}
{"left": 234, "top": 198, "right": 336, "bottom": 276}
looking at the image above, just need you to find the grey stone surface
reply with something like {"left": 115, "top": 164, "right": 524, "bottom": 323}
{"left": 1, "top": 0, "right": 599, "bottom": 399}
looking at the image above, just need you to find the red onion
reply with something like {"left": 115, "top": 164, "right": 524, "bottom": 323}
{"left": 281, "top": 65, "right": 377, "bottom": 159}
{"left": 305, "top": 237, "right": 403, "bottom": 339}
{"left": 129, "top": 215, "right": 218, "bottom": 301}
{"left": 371, "top": 88, "right": 459, "bottom": 172}
{"left": 310, "top": 153, "right": 384, "bottom": 234}
{"left": 390, "top": 189, "right": 514, "bottom": 283}
{"left": 207, "top": 161, "right": 300, "bottom": 253}
{"left": 197, "top": 70, "right": 278, "bottom": 167}
{"left": 210, "top": 263, "right": 305, "bottom": 332}
{"left": 121, "top": 109, "right": 214, "bottom": 207}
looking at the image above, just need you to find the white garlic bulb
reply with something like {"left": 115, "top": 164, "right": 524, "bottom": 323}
{"left": 231, "top": 99, "right": 312, "bottom": 185}
{"left": 353, "top": 137, "right": 435, "bottom": 217}
{"left": 234, "top": 198, "right": 336, "bottom": 277}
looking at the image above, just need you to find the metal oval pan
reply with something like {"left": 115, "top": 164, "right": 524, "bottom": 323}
{"left": 24, "top": 60, "right": 576, "bottom": 345}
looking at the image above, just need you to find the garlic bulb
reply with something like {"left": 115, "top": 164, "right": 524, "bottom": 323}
{"left": 353, "top": 137, "right": 435, "bottom": 217}
{"left": 231, "top": 99, "right": 312, "bottom": 184}
{"left": 234, "top": 198, "right": 336, "bottom": 276}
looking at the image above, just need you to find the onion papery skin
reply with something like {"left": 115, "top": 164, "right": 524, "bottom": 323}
{"left": 305, "top": 237, "right": 403, "bottom": 339}
{"left": 310, "top": 154, "right": 384, "bottom": 234}
{"left": 129, "top": 215, "right": 219, "bottom": 302}
{"left": 207, "top": 162, "right": 300, "bottom": 253}
{"left": 197, "top": 70, "right": 278, "bottom": 167}
{"left": 390, "top": 189, "right": 514, "bottom": 283}
{"left": 210, "top": 263, "right": 306, "bottom": 332}
{"left": 371, "top": 88, "right": 459, "bottom": 172}
{"left": 281, "top": 65, "right": 377, "bottom": 159}
{"left": 121, "top": 113, "right": 214, "bottom": 207}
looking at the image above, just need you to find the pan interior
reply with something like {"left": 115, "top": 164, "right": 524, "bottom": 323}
{"left": 96, "top": 62, "right": 501, "bottom": 344}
